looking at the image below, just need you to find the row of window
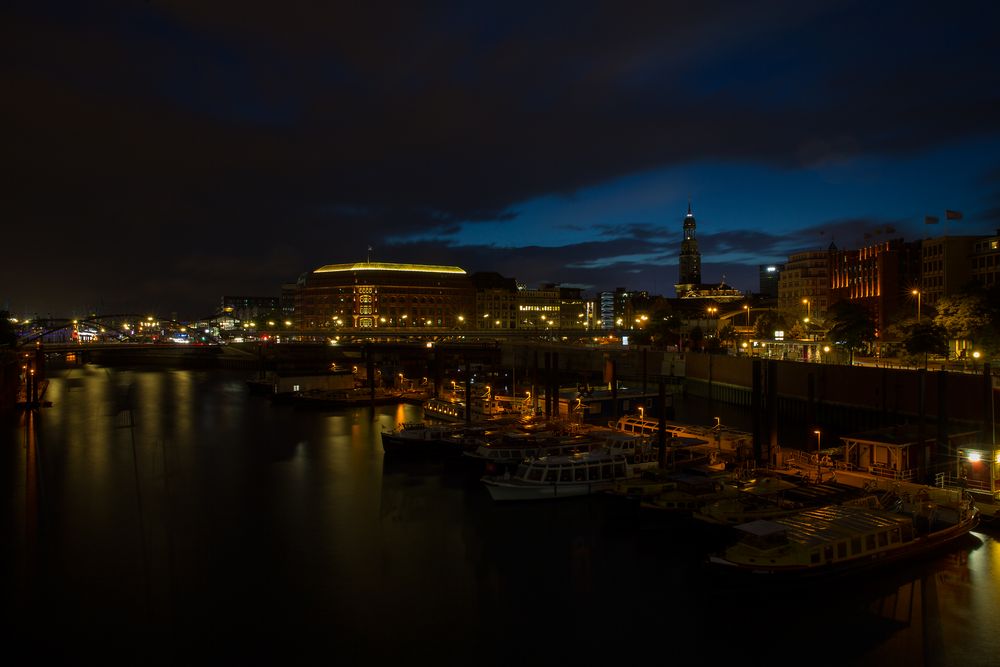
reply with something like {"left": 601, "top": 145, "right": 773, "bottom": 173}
{"left": 517, "top": 460, "right": 628, "bottom": 482}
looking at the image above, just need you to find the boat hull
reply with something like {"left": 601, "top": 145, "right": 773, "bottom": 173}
{"left": 482, "top": 479, "right": 614, "bottom": 501}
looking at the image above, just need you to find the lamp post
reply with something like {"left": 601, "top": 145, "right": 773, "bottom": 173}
{"left": 912, "top": 289, "right": 921, "bottom": 323}
{"left": 814, "top": 429, "right": 822, "bottom": 480}
{"left": 743, "top": 304, "right": 751, "bottom": 327}
{"left": 802, "top": 298, "right": 811, "bottom": 320}
{"left": 706, "top": 306, "right": 718, "bottom": 336}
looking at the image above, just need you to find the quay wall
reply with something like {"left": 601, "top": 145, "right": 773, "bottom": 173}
{"left": 685, "top": 353, "right": 996, "bottom": 428}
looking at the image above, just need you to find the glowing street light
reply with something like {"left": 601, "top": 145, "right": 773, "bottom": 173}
{"left": 912, "top": 289, "right": 921, "bottom": 323}
{"left": 802, "top": 298, "right": 811, "bottom": 320}
{"left": 743, "top": 304, "right": 751, "bottom": 326}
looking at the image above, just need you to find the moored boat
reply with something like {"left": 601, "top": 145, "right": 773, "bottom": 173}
{"left": 380, "top": 422, "right": 490, "bottom": 458}
{"left": 481, "top": 450, "right": 633, "bottom": 501}
{"left": 708, "top": 492, "right": 979, "bottom": 576}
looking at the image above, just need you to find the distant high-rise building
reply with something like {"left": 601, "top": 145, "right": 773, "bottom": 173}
{"left": 758, "top": 263, "right": 784, "bottom": 299}
{"left": 599, "top": 291, "right": 616, "bottom": 330}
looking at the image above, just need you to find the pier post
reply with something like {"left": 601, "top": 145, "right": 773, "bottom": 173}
{"left": 532, "top": 349, "right": 539, "bottom": 416}
{"left": 983, "top": 363, "right": 995, "bottom": 447}
{"left": 552, "top": 352, "right": 559, "bottom": 418}
{"left": 751, "top": 359, "right": 763, "bottom": 464}
{"left": 465, "top": 355, "right": 472, "bottom": 426}
{"left": 544, "top": 352, "right": 552, "bottom": 417}
{"left": 657, "top": 380, "right": 667, "bottom": 468}
{"left": 766, "top": 360, "right": 778, "bottom": 465}
{"left": 611, "top": 359, "right": 618, "bottom": 422}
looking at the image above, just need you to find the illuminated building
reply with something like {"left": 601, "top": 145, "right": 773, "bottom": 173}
{"left": 221, "top": 296, "right": 280, "bottom": 322}
{"left": 472, "top": 272, "right": 518, "bottom": 329}
{"left": 970, "top": 230, "right": 1000, "bottom": 289}
{"left": 829, "top": 238, "right": 920, "bottom": 334}
{"left": 294, "top": 261, "right": 473, "bottom": 329}
{"left": 777, "top": 251, "right": 830, "bottom": 320}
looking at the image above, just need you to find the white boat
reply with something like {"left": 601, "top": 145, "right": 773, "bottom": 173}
{"left": 482, "top": 450, "right": 633, "bottom": 501}
{"left": 708, "top": 492, "right": 979, "bottom": 576}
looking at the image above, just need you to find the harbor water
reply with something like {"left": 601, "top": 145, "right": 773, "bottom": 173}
{"left": 3, "top": 366, "right": 998, "bottom": 665}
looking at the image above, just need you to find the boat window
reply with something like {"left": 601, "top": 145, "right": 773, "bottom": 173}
{"left": 851, "top": 537, "right": 862, "bottom": 554}
{"left": 588, "top": 464, "right": 601, "bottom": 481}
{"left": 602, "top": 462, "right": 612, "bottom": 479}
{"left": 545, "top": 469, "right": 558, "bottom": 482}
{"left": 823, "top": 546, "right": 833, "bottom": 562}
{"left": 527, "top": 468, "right": 544, "bottom": 482}
{"left": 560, "top": 468, "right": 573, "bottom": 482}
{"left": 810, "top": 551, "right": 820, "bottom": 564}
{"left": 865, "top": 535, "right": 876, "bottom": 551}
{"left": 836, "top": 543, "right": 847, "bottom": 559}
{"left": 878, "top": 532, "right": 888, "bottom": 547}
{"left": 575, "top": 466, "right": 586, "bottom": 481}
{"left": 889, "top": 529, "right": 900, "bottom": 544}
{"left": 614, "top": 463, "right": 626, "bottom": 477}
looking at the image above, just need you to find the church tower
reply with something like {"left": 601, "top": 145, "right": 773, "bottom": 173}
{"left": 675, "top": 202, "right": 702, "bottom": 295}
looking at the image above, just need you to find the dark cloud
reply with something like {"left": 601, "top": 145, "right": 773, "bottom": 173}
{"left": 3, "top": 0, "right": 999, "bottom": 315}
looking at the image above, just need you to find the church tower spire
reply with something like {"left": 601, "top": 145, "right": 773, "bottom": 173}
{"left": 677, "top": 202, "right": 702, "bottom": 289}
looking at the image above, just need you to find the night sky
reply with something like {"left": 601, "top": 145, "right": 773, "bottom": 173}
{"left": 5, "top": 1, "right": 1000, "bottom": 318}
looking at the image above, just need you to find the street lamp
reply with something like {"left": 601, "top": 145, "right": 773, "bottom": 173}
{"left": 912, "top": 289, "right": 921, "bottom": 323}
{"left": 802, "top": 298, "right": 811, "bottom": 320}
{"left": 743, "top": 304, "right": 751, "bottom": 326}
{"left": 814, "top": 429, "right": 822, "bottom": 479}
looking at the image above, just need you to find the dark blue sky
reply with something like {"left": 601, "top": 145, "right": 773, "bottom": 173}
{"left": 4, "top": 1, "right": 999, "bottom": 317}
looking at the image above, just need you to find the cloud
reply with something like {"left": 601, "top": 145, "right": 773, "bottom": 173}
{"left": 3, "top": 1, "right": 999, "bottom": 314}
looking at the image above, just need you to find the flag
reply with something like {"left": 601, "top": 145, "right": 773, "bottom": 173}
{"left": 946, "top": 210, "right": 963, "bottom": 220}
{"left": 924, "top": 216, "right": 939, "bottom": 224}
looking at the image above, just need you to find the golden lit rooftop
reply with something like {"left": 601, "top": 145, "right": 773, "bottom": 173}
{"left": 315, "top": 262, "right": 466, "bottom": 275}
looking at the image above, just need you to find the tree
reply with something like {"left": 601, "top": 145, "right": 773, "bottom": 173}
{"left": 717, "top": 323, "right": 736, "bottom": 347}
{"left": 753, "top": 310, "right": 788, "bottom": 339}
{"left": 903, "top": 322, "right": 948, "bottom": 369}
{"left": 934, "top": 287, "right": 1000, "bottom": 357}
{"left": 826, "top": 300, "right": 876, "bottom": 364}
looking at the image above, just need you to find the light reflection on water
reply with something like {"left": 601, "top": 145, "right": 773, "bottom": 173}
{"left": 2, "top": 366, "right": 998, "bottom": 665}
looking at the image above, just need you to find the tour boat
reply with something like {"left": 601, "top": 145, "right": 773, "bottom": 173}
{"left": 380, "top": 422, "right": 491, "bottom": 458}
{"left": 694, "top": 479, "right": 872, "bottom": 526}
{"left": 708, "top": 492, "right": 979, "bottom": 576}
{"left": 481, "top": 449, "right": 634, "bottom": 501}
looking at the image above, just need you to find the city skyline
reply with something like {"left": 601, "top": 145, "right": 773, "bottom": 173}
{"left": 5, "top": 1, "right": 999, "bottom": 317}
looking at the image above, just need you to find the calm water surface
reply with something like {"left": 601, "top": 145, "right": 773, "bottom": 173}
{"left": 3, "top": 366, "right": 998, "bottom": 665}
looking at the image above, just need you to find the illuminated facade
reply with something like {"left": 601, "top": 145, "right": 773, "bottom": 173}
{"left": 919, "top": 236, "right": 976, "bottom": 307}
{"left": 970, "top": 231, "right": 1000, "bottom": 289}
{"left": 777, "top": 251, "right": 830, "bottom": 321}
{"left": 829, "top": 239, "right": 920, "bottom": 333}
{"left": 294, "top": 261, "right": 473, "bottom": 329}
